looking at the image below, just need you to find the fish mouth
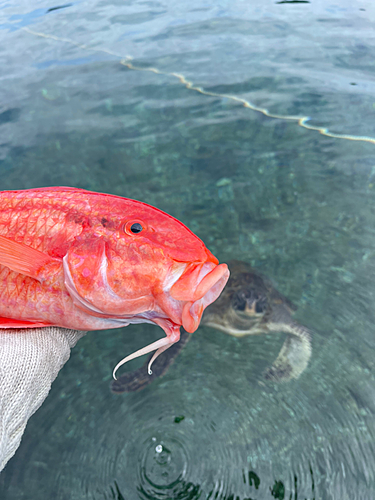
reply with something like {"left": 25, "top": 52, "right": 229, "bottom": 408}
{"left": 169, "top": 261, "right": 230, "bottom": 333}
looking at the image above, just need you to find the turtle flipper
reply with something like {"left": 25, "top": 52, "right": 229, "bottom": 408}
{"left": 110, "top": 330, "right": 191, "bottom": 394}
{"left": 263, "top": 322, "right": 312, "bottom": 382}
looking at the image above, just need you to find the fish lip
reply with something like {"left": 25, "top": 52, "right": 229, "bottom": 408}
{"left": 157, "top": 261, "right": 229, "bottom": 332}
{"left": 192, "top": 263, "right": 229, "bottom": 302}
{"left": 181, "top": 263, "right": 230, "bottom": 333}
{"left": 169, "top": 261, "right": 216, "bottom": 302}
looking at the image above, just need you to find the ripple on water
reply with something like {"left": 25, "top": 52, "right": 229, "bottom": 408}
{"left": 110, "top": 384, "right": 244, "bottom": 500}
{"left": 138, "top": 435, "right": 191, "bottom": 498}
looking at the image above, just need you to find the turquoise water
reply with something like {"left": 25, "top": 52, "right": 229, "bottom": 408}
{"left": 1, "top": 0, "right": 375, "bottom": 498}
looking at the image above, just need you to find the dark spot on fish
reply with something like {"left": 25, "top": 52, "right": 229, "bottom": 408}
{"left": 99, "top": 218, "right": 117, "bottom": 230}
{"left": 66, "top": 211, "right": 91, "bottom": 228}
{"left": 174, "top": 415, "right": 185, "bottom": 424}
{"left": 75, "top": 215, "right": 89, "bottom": 226}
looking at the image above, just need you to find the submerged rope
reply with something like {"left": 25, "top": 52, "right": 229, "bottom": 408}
{"left": 22, "top": 27, "right": 375, "bottom": 145}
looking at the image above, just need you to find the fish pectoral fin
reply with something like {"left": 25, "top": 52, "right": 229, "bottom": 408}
{"left": 0, "top": 234, "right": 57, "bottom": 280}
{"left": 112, "top": 331, "right": 180, "bottom": 380}
{"left": 0, "top": 317, "right": 52, "bottom": 328}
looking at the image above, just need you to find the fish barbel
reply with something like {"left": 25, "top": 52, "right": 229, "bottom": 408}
{"left": 0, "top": 187, "right": 229, "bottom": 377}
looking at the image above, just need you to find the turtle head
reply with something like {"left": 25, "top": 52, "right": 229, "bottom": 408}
{"left": 231, "top": 287, "right": 268, "bottom": 316}
{"left": 201, "top": 262, "right": 270, "bottom": 337}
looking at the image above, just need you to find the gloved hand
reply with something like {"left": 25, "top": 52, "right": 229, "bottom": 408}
{"left": 0, "top": 327, "right": 86, "bottom": 472}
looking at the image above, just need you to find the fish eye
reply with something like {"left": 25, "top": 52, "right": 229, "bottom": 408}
{"left": 123, "top": 220, "right": 146, "bottom": 236}
{"left": 130, "top": 222, "right": 143, "bottom": 233}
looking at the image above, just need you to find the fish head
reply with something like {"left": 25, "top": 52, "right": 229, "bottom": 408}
{"left": 63, "top": 196, "right": 229, "bottom": 335}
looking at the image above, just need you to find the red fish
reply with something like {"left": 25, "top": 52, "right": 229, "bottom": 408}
{"left": 0, "top": 187, "right": 229, "bottom": 377}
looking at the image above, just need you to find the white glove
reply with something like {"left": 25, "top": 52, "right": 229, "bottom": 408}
{"left": 0, "top": 327, "right": 86, "bottom": 472}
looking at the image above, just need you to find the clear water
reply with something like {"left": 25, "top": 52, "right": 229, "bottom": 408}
{"left": 1, "top": 0, "right": 375, "bottom": 498}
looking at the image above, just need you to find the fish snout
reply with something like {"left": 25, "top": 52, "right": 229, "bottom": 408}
{"left": 170, "top": 262, "right": 230, "bottom": 333}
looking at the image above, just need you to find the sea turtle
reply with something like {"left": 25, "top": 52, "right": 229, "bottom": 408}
{"left": 111, "top": 260, "right": 312, "bottom": 393}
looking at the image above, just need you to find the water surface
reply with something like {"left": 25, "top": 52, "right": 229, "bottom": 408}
{"left": 0, "top": 0, "right": 375, "bottom": 498}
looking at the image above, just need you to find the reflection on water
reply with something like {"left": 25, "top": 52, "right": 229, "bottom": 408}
{"left": 1, "top": 0, "right": 375, "bottom": 498}
{"left": 18, "top": 25, "right": 375, "bottom": 146}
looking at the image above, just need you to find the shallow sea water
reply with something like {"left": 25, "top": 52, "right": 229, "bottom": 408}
{"left": 1, "top": 0, "right": 375, "bottom": 498}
